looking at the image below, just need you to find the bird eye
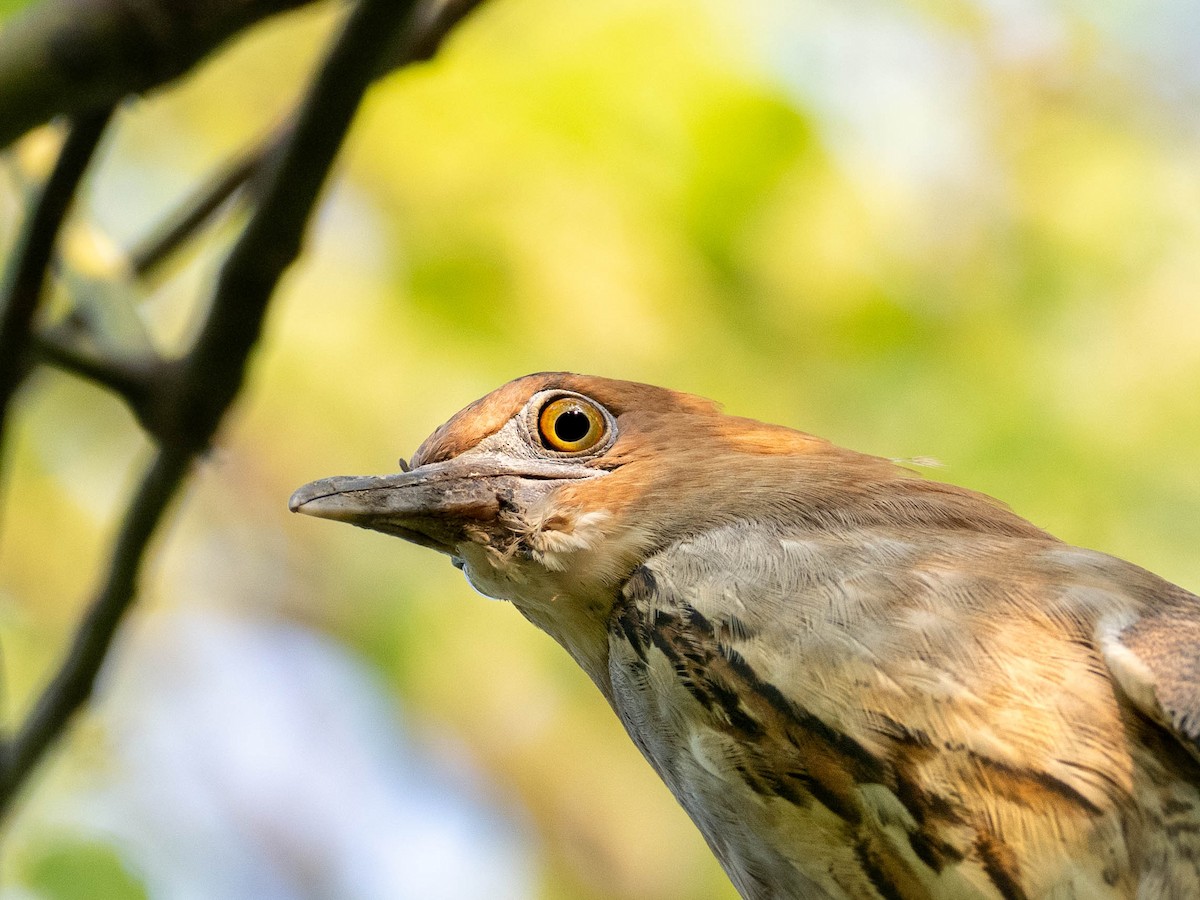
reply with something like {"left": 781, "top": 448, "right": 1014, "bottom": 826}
{"left": 538, "top": 397, "right": 607, "bottom": 453}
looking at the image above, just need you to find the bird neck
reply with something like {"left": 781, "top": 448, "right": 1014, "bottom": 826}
{"left": 515, "top": 595, "right": 619, "bottom": 701}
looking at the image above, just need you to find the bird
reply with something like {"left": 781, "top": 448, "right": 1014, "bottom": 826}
{"left": 289, "top": 372, "right": 1200, "bottom": 900}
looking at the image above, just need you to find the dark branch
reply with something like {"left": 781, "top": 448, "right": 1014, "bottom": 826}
{"left": 33, "top": 326, "right": 156, "bottom": 412}
{"left": 162, "top": 0, "right": 422, "bottom": 451}
{"left": 398, "top": 0, "right": 489, "bottom": 65}
{"left": 0, "top": 0, "right": 429, "bottom": 823}
{"left": 0, "top": 108, "right": 114, "bottom": 456}
{"left": 122, "top": 0, "right": 491, "bottom": 281}
{"left": 129, "top": 125, "right": 289, "bottom": 279}
{"left": 0, "top": 0, "right": 323, "bottom": 150}
{"left": 0, "top": 446, "right": 192, "bottom": 816}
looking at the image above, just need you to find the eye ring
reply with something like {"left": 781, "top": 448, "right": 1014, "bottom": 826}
{"left": 538, "top": 396, "right": 608, "bottom": 453}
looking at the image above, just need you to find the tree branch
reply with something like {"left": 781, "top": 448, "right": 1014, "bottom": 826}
{"left": 159, "top": 0, "right": 422, "bottom": 451}
{"left": 33, "top": 325, "right": 156, "bottom": 410}
{"left": 0, "top": 0, "right": 323, "bottom": 150}
{"left": 0, "top": 445, "right": 192, "bottom": 813}
{"left": 0, "top": 108, "right": 114, "bottom": 458}
{"left": 0, "top": 0, "right": 435, "bottom": 823}
{"left": 129, "top": 125, "right": 289, "bottom": 279}
{"left": 122, "top": 0, "right": 491, "bottom": 282}
{"left": 399, "top": 0, "right": 488, "bottom": 64}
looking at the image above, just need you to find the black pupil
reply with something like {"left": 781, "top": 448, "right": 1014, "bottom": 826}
{"left": 554, "top": 408, "right": 592, "bottom": 444}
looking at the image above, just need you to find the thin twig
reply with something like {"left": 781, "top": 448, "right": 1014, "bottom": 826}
{"left": 33, "top": 327, "right": 155, "bottom": 410}
{"left": 129, "top": 126, "right": 289, "bottom": 279}
{"left": 123, "top": 0, "right": 490, "bottom": 282}
{"left": 0, "top": 446, "right": 192, "bottom": 814}
{"left": 164, "top": 0, "right": 422, "bottom": 451}
{"left": 0, "top": 108, "right": 114, "bottom": 452}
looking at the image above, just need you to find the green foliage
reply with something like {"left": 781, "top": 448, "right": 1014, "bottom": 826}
{"left": 20, "top": 838, "right": 148, "bottom": 900}
{"left": 0, "top": 0, "right": 36, "bottom": 19}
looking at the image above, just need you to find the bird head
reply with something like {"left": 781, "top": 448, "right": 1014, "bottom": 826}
{"left": 289, "top": 372, "right": 1035, "bottom": 689}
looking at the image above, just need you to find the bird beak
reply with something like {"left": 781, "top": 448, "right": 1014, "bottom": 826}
{"left": 289, "top": 457, "right": 598, "bottom": 556}
{"left": 289, "top": 460, "right": 508, "bottom": 555}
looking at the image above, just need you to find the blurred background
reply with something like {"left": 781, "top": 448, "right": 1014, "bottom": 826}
{"left": 1, "top": 0, "right": 1199, "bottom": 897}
